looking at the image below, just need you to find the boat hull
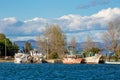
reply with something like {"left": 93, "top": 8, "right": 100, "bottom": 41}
{"left": 62, "top": 58, "right": 82, "bottom": 64}
{"left": 84, "top": 54, "right": 102, "bottom": 64}
{"left": 105, "top": 61, "right": 120, "bottom": 64}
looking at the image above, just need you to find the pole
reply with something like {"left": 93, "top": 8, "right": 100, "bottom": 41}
{"left": 5, "top": 39, "right": 7, "bottom": 57}
{"left": 46, "top": 37, "right": 49, "bottom": 59}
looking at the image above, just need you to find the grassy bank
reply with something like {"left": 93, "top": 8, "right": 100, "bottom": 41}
{"left": 0, "top": 58, "right": 14, "bottom": 62}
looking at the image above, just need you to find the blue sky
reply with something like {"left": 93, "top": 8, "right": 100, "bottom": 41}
{"left": 0, "top": 0, "right": 119, "bottom": 19}
{"left": 0, "top": 0, "right": 120, "bottom": 42}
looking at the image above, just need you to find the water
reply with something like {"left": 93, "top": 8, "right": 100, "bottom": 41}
{"left": 0, "top": 63, "right": 120, "bottom": 80}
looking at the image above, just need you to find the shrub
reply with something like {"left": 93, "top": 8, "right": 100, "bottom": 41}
{"left": 49, "top": 52, "right": 58, "bottom": 59}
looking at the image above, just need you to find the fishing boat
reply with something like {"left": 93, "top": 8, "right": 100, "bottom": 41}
{"left": 29, "top": 50, "right": 44, "bottom": 63}
{"left": 14, "top": 53, "right": 31, "bottom": 63}
{"left": 104, "top": 51, "right": 120, "bottom": 64}
{"left": 62, "top": 46, "right": 82, "bottom": 64}
{"left": 62, "top": 55, "right": 82, "bottom": 64}
{"left": 14, "top": 50, "right": 44, "bottom": 63}
{"left": 84, "top": 54, "right": 102, "bottom": 64}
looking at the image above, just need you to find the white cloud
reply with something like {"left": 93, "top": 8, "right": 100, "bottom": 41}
{"left": 2, "top": 17, "right": 17, "bottom": 23}
{"left": 57, "top": 14, "right": 84, "bottom": 31}
{"left": 0, "top": 17, "right": 18, "bottom": 33}
{"left": 92, "top": 8, "right": 120, "bottom": 19}
{"left": 24, "top": 17, "right": 47, "bottom": 23}
{"left": 0, "top": 8, "right": 120, "bottom": 42}
{"left": 57, "top": 8, "right": 120, "bottom": 32}
{"left": 10, "top": 36, "right": 37, "bottom": 41}
{"left": 0, "top": 17, "right": 17, "bottom": 27}
{"left": 19, "top": 17, "right": 47, "bottom": 34}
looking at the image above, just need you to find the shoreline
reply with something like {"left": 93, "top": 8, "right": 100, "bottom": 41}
{"left": 0, "top": 58, "right": 14, "bottom": 62}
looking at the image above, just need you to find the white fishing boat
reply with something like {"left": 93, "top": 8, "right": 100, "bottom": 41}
{"left": 29, "top": 50, "right": 43, "bottom": 63}
{"left": 14, "top": 50, "right": 44, "bottom": 63}
{"left": 14, "top": 53, "right": 31, "bottom": 63}
{"left": 84, "top": 54, "right": 102, "bottom": 64}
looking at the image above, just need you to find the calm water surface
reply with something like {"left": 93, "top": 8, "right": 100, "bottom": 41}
{"left": 0, "top": 63, "right": 120, "bottom": 80}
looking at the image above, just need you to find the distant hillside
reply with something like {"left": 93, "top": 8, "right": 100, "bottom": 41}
{"left": 77, "top": 42, "right": 104, "bottom": 51}
{"left": 15, "top": 40, "right": 38, "bottom": 49}
{"left": 15, "top": 40, "right": 104, "bottom": 50}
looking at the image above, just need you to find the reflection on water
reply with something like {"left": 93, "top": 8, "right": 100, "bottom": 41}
{"left": 0, "top": 63, "right": 119, "bottom": 80}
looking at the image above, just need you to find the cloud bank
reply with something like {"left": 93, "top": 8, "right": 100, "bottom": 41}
{"left": 0, "top": 8, "right": 120, "bottom": 42}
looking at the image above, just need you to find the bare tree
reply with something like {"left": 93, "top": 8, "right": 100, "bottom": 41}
{"left": 68, "top": 36, "right": 77, "bottom": 54}
{"left": 40, "top": 24, "right": 66, "bottom": 58}
{"left": 82, "top": 35, "right": 98, "bottom": 52}
{"left": 82, "top": 35, "right": 93, "bottom": 51}
{"left": 36, "top": 36, "right": 45, "bottom": 54}
{"left": 102, "top": 18, "right": 120, "bottom": 52}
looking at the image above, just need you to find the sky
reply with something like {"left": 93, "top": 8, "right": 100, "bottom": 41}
{"left": 0, "top": 0, "right": 120, "bottom": 42}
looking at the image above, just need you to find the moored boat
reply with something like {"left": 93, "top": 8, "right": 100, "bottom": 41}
{"left": 62, "top": 55, "right": 82, "bottom": 64}
{"left": 14, "top": 53, "right": 31, "bottom": 63}
{"left": 14, "top": 50, "right": 44, "bottom": 64}
{"left": 105, "top": 61, "right": 120, "bottom": 64}
{"left": 84, "top": 54, "right": 102, "bottom": 64}
{"left": 63, "top": 58, "right": 82, "bottom": 64}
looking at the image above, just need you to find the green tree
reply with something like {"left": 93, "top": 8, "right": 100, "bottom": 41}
{"left": 0, "top": 42, "right": 5, "bottom": 56}
{"left": 24, "top": 41, "right": 33, "bottom": 53}
{"left": 0, "top": 33, "right": 6, "bottom": 40}
{"left": 10, "top": 43, "right": 19, "bottom": 56}
{"left": 0, "top": 33, "right": 19, "bottom": 57}
{"left": 49, "top": 52, "right": 58, "bottom": 59}
{"left": 89, "top": 47, "right": 100, "bottom": 53}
